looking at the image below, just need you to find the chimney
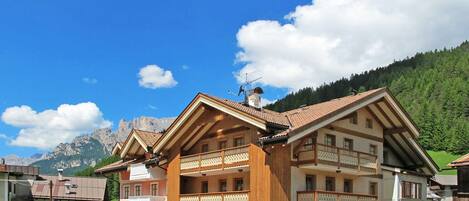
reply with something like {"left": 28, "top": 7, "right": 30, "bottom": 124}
{"left": 246, "top": 87, "right": 264, "bottom": 109}
{"left": 57, "top": 169, "right": 64, "bottom": 181}
{"left": 1, "top": 158, "right": 4, "bottom": 165}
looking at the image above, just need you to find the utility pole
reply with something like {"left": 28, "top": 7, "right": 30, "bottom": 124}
{"left": 49, "top": 180, "right": 53, "bottom": 201}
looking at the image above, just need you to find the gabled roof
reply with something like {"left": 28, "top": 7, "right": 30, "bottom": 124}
{"left": 32, "top": 175, "right": 106, "bottom": 201}
{"left": 120, "top": 129, "right": 163, "bottom": 158}
{"left": 448, "top": 153, "right": 469, "bottom": 167}
{"left": 111, "top": 142, "right": 123, "bottom": 155}
{"left": 94, "top": 159, "right": 139, "bottom": 174}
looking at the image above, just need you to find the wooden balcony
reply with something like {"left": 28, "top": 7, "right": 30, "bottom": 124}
{"left": 295, "top": 143, "right": 379, "bottom": 173}
{"left": 180, "top": 145, "right": 250, "bottom": 175}
{"left": 180, "top": 191, "right": 249, "bottom": 201}
{"left": 297, "top": 191, "right": 377, "bottom": 201}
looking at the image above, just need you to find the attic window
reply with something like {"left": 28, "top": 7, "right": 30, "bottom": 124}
{"left": 366, "top": 118, "right": 373, "bottom": 129}
{"left": 349, "top": 112, "right": 358, "bottom": 125}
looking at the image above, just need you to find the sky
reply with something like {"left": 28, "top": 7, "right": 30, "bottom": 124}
{"left": 1, "top": 0, "right": 468, "bottom": 157}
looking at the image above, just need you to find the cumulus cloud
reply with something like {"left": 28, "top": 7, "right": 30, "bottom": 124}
{"left": 1, "top": 102, "right": 112, "bottom": 149}
{"left": 138, "top": 65, "right": 177, "bottom": 89}
{"left": 235, "top": 0, "right": 469, "bottom": 90}
{"left": 82, "top": 77, "right": 98, "bottom": 84}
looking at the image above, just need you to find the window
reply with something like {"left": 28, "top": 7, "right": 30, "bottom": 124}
{"left": 401, "top": 181, "right": 422, "bottom": 199}
{"left": 350, "top": 112, "right": 358, "bottom": 124}
{"left": 303, "top": 137, "right": 315, "bottom": 150}
{"left": 218, "top": 141, "right": 227, "bottom": 150}
{"left": 123, "top": 185, "right": 130, "bottom": 199}
{"left": 219, "top": 180, "right": 227, "bottom": 192}
{"left": 201, "top": 181, "right": 209, "bottom": 193}
{"left": 366, "top": 118, "right": 373, "bottom": 128}
{"left": 151, "top": 183, "right": 159, "bottom": 196}
{"left": 234, "top": 137, "right": 245, "bottom": 147}
{"left": 344, "top": 179, "right": 353, "bottom": 193}
{"left": 369, "top": 182, "right": 377, "bottom": 196}
{"left": 369, "top": 145, "right": 377, "bottom": 155}
{"left": 305, "top": 175, "right": 316, "bottom": 191}
{"left": 234, "top": 178, "right": 244, "bottom": 191}
{"left": 201, "top": 144, "right": 209, "bottom": 153}
{"left": 325, "top": 134, "right": 336, "bottom": 146}
{"left": 135, "top": 185, "right": 141, "bottom": 196}
{"left": 325, "top": 177, "right": 335, "bottom": 191}
{"left": 344, "top": 138, "right": 354, "bottom": 150}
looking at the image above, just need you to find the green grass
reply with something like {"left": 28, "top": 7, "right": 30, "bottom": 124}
{"left": 428, "top": 151, "right": 461, "bottom": 175}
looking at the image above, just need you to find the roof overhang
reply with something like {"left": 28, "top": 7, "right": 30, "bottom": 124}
{"left": 153, "top": 93, "right": 267, "bottom": 154}
{"left": 120, "top": 129, "right": 150, "bottom": 158}
{"left": 111, "top": 143, "right": 122, "bottom": 156}
{"left": 286, "top": 88, "right": 439, "bottom": 174}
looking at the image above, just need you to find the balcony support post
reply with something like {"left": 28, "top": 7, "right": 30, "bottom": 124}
{"left": 358, "top": 152, "right": 361, "bottom": 172}
{"left": 221, "top": 150, "right": 225, "bottom": 171}
{"left": 337, "top": 147, "right": 341, "bottom": 169}
{"left": 314, "top": 191, "right": 318, "bottom": 201}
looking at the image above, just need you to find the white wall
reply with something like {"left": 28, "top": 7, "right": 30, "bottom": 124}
{"left": 129, "top": 163, "right": 167, "bottom": 181}
{"left": 0, "top": 173, "right": 7, "bottom": 201}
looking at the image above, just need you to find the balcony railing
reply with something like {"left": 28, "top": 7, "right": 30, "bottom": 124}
{"left": 180, "top": 191, "right": 249, "bottom": 201}
{"left": 127, "top": 195, "right": 167, "bottom": 201}
{"left": 296, "top": 143, "right": 379, "bottom": 172}
{"left": 297, "top": 191, "right": 377, "bottom": 201}
{"left": 180, "top": 145, "right": 250, "bottom": 174}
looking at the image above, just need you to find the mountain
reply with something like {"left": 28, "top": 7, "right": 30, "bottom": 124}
{"left": 265, "top": 41, "right": 469, "bottom": 155}
{"left": 2, "top": 153, "right": 45, "bottom": 166}
{"left": 30, "top": 116, "right": 175, "bottom": 175}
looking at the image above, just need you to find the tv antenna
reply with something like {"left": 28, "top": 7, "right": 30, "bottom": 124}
{"left": 237, "top": 73, "right": 262, "bottom": 98}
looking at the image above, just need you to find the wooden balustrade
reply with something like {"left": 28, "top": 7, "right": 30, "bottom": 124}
{"left": 297, "top": 191, "right": 377, "bottom": 201}
{"left": 180, "top": 145, "right": 250, "bottom": 174}
{"left": 296, "top": 143, "right": 378, "bottom": 172}
{"left": 180, "top": 191, "right": 249, "bottom": 201}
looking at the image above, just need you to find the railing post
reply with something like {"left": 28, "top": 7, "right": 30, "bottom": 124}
{"left": 198, "top": 155, "right": 202, "bottom": 173}
{"left": 314, "top": 144, "right": 318, "bottom": 166}
{"left": 314, "top": 191, "right": 318, "bottom": 201}
{"left": 376, "top": 156, "right": 380, "bottom": 174}
{"left": 337, "top": 194, "right": 340, "bottom": 201}
{"left": 337, "top": 147, "right": 341, "bottom": 169}
{"left": 221, "top": 150, "right": 225, "bottom": 171}
{"left": 357, "top": 152, "right": 361, "bottom": 172}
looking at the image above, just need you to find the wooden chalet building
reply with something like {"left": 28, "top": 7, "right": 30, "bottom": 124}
{"left": 96, "top": 87, "right": 438, "bottom": 201}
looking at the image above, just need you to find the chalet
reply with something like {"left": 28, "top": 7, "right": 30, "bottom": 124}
{"left": 448, "top": 153, "right": 469, "bottom": 200}
{"left": 97, "top": 87, "right": 438, "bottom": 201}
{"left": 0, "top": 161, "right": 39, "bottom": 201}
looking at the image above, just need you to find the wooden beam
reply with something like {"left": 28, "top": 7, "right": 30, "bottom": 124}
{"left": 201, "top": 125, "right": 250, "bottom": 140}
{"left": 326, "top": 125, "right": 383, "bottom": 142}
{"left": 388, "top": 134, "right": 416, "bottom": 166}
{"left": 384, "top": 127, "right": 407, "bottom": 135}
{"left": 382, "top": 100, "right": 412, "bottom": 135}
{"left": 375, "top": 103, "right": 397, "bottom": 127}
{"left": 365, "top": 105, "right": 386, "bottom": 129}
{"left": 183, "top": 120, "right": 222, "bottom": 151}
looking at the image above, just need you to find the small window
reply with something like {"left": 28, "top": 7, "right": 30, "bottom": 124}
{"left": 234, "top": 137, "right": 245, "bottom": 147}
{"left": 201, "top": 181, "right": 209, "bottom": 193}
{"left": 344, "top": 138, "right": 354, "bottom": 151}
{"left": 234, "top": 178, "right": 244, "bottom": 191}
{"left": 219, "top": 180, "right": 227, "bottom": 192}
{"left": 305, "top": 175, "right": 316, "bottom": 191}
{"left": 366, "top": 118, "right": 373, "bottom": 129}
{"left": 151, "top": 183, "right": 158, "bottom": 196}
{"left": 123, "top": 185, "right": 130, "bottom": 199}
{"left": 369, "top": 144, "right": 377, "bottom": 155}
{"left": 325, "top": 177, "right": 335, "bottom": 191}
{"left": 201, "top": 144, "right": 209, "bottom": 153}
{"left": 344, "top": 179, "right": 353, "bottom": 193}
{"left": 218, "top": 141, "right": 227, "bottom": 150}
{"left": 349, "top": 112, "right": 358, "bottom": 124}
{"left": 369, "top": 182, "right": 377, "bottom": 196}
{"left": 325, "top": 134, "right": 336, "bottom": 146}
{"left": 135, "top": 185, "right": 141, "bottom": 196}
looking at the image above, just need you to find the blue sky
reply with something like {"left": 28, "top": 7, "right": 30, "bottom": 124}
{"left": 0, "top": 0, "right": 309, "bottom": 157}
{"left": 1, "top": 0, "right": 467, "bottom": 157}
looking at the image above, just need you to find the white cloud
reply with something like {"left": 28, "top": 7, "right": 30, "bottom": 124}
{"left": 82, "top": 77, "right": 98, "bottom": 84}
{"left": 147, "top": 104, "right": 158, "bottom": 110}
{"left": 235, "top": 0, "right": 469, "bottom": 90}
{"left": 261, "top": 98, "right": 276, "bottom": 107}
{"left": 138, "top": 65, "right": 177, "bottom": 89}
{"left": 0, "top": 133, "right": 11, "bottom": 141}
{"left": 1, "top": 102, "right": 112, "bottom": 149}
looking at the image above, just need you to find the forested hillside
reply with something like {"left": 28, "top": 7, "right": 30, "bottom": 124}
{"left": 265, "top": 41, "right": 469, "bottom": 154}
